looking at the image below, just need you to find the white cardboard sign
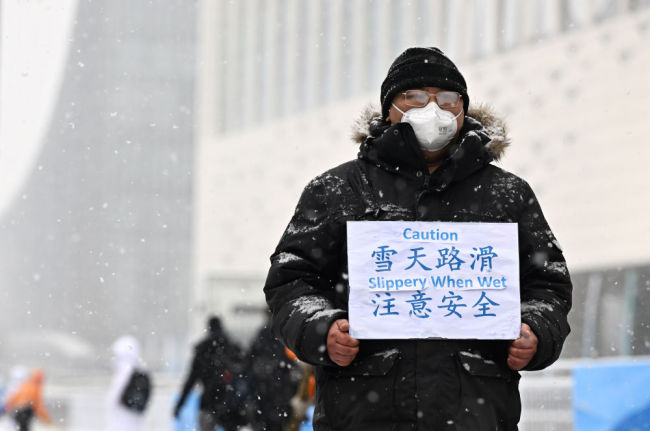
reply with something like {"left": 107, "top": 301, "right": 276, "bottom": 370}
{"left": 347, "top": 221, "right": 521, "bottom": 340}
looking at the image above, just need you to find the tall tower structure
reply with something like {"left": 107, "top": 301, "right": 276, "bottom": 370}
{"left": 0, "top": 0, "right": 196, "bottom": 373}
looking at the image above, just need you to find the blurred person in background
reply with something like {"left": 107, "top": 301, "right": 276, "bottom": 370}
{"left": 264, "top": 46, "right": 572, "bottom": 430}
{"left": 247, "top": 311, "right": 302, "bottom": 431}
{"left": 284, "top": 349, "right": 315, "bottom": 431}
{"left": 1, "top": 365, "right": 28, "bottom": 408}
{"left": 0, "top": 366, "right": 28, "bottom": 426}
{"left": 107, "top": 335, "right": 151, "bottom": 431}
{"left": 2, "top": 368, "right": 52, "bottom": 431}
{"left": 174, "top": 316, "right": 243, "bottom": 431}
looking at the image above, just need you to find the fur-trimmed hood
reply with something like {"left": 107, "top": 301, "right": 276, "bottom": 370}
{"left": 351, "top": 104, "right": 510, "bottom": 161}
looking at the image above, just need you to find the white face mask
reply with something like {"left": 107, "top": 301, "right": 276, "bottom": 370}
{"left": 392, "top": 102, "right": 463, "bottom": 152}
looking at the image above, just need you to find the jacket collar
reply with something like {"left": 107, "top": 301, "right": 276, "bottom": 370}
{"left": 355, "top": 105, "right": 510, "bottom": 191}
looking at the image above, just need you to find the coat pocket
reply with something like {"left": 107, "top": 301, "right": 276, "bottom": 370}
{"left": 319, "top": 349, "right": 399, "bottom": 429}
{"left": 455, "top": 351, "right": 521, "bottom": 431}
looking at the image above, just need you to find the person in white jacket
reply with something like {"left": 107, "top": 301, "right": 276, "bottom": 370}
{"left": 106, "top": 335, "right": 146, "bottom": 431}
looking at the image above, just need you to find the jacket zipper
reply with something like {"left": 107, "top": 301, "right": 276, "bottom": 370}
{"left": 414, "top": 175, "right": 430, "bottom": 220}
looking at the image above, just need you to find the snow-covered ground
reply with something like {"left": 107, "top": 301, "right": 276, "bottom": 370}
{"left": 0, "top": 363, "right": 575, "bottom": 431}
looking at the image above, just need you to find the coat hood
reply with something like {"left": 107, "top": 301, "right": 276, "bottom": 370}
{"left": 351, "top": 103, "right": 510, "bottom": 161}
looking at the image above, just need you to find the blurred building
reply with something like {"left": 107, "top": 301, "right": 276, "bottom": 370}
{"left": 199, "top": 0, "right": 650, "bottom": 135}
{"left": 0, "top": 0, "right": 196, "bottom": 374}
{"left": 195, "top": 1, "right": 650, "bottom": 429}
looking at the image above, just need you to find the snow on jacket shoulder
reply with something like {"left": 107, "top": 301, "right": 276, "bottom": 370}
{"left": 264, "top": 105, "right": 572, "bottom": 430}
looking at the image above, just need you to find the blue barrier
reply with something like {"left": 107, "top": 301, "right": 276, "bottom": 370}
{"left": 573, "top": 360, "right": 650, "bottom": 431}
{"left": 299, "top": 406, "right": 314, "bottom": 431}
{"left": 172, "top": 391, "right": 201, "bottom": 431}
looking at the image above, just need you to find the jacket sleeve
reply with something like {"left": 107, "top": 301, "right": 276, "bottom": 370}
{"left": 264, "top": 173, "right": 349, "bottom": 366}
{"left": 176, "top": 350, "right": 200, "bottom": 410}
{"left": 517, "top": 182, "right": 572, "bottom": 371}
{"left": 33, "top": 392, "right": 51, "bottom": 423}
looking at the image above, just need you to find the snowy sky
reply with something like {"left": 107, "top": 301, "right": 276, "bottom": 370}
{"left": 0, "top": 0, "right": 78, "bottom": 217}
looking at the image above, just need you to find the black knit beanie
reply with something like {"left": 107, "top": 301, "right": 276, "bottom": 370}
{"left": 380, "top": 47, "right": 469, "bottom": 119}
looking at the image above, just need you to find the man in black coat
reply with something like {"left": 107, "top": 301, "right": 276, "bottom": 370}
{"left": 264, "top": 47, "right": 572, "bottom": 430}
{"left": 248, "top": 313, "right": 302, "bottom": 431}
{"left": 174, "top": 316, "right": 241, "bottom": 431}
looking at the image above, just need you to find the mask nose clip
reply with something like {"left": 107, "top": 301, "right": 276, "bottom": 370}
{"left": 392, "top": 102, "right": 445, "bottom": 119}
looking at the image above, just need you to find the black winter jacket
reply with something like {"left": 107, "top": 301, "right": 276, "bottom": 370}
{"left": 176, "top": 329, "right": 238, "bottom": 415}
{"left": 248, "top": 321, "right": 302, "bottom": 431}
{"left": 264, "top": 106, "right": 572, "bottom": 431}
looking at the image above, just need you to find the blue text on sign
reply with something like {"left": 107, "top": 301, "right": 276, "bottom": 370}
{"left": 369, "top": 276, "right": 427, "bottom": 291}
{"left": 402, "top": 228, "right": 459, "bottom": 241}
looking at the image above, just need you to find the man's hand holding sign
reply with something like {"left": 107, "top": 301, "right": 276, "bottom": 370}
{"left": 338, "top": 220, "right": 537, "bottom": 370}
{"left": 507, "top": 323, "right": 539, "bottom": 370}
{"left": 327, "top": 319, "right": 359, "bottom": 367}
{"left": 327, "top": 321, "right": 539, "bottom": 370}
